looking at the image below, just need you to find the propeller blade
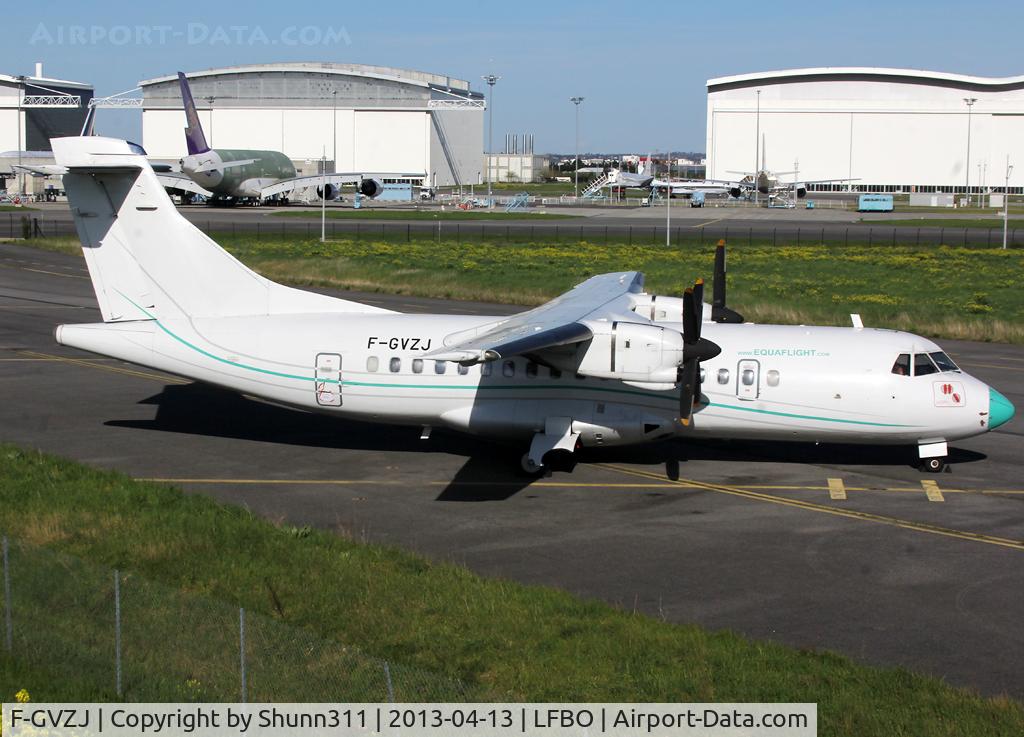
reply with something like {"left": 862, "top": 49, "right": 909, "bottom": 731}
{"left": 682, "top": 286, "right": 699, "bottom": 344}
{"left": 710, "top": 240, "right": 745, "bottom": 324}
{"left": 678, "top": 359, "right": 698, "bottom": 425}
{"left": 713, "top": 241, "right": 727, "bottom": 309}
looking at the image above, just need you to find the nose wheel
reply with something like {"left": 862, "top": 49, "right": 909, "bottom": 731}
{"left": 922, "top": 457, "right": 946, "bottom": 473}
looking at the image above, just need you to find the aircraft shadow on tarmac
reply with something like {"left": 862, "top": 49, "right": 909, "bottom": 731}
{"left": 106, "top": 383, "right": 987, "bottom": 502}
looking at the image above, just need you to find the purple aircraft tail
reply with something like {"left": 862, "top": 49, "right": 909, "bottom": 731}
{"left": 177, "top": 72, "right": 210, "bottom": 155}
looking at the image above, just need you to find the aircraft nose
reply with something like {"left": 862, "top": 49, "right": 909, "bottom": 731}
{"left": 989, "top": 387, "right": 1015, "bottom": 429}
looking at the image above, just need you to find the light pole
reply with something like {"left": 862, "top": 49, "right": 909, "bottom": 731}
{"left": 16, "top": 76, "right": 25, "bottom": 197}
{"left": 754, "top": 89, "right": 761, "bottom": 207}
{"left": 666, "top": 152, "right": 672, "bottom": 246}
{"left": 205, "top": 95, "right": 215, "bottom": 147}
{"left": 963, "top": 97, "right": 976, "bottom": 208}
{"left": 570, "top": 96, "right": 584, "bottom": 199}
{"left": 1004, "top": 156, "right": 1013, "bottom": 250}
{"left": 482, "top": 74, "right": 500, "bottom": 208}
{"left": 332, "top": 90, "right": 337, "bottom": 173}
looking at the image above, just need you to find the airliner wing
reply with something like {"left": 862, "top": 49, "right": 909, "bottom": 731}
{"left": 155, "top": 172, "right": 212, "bottom": 196}
{"left": 12, "top": 164, "right": 66, "bottom": 176}
{"left": 426, "top": 271, "right": 644, "bottom": 363}
{"left": 260, "top": 172, "right": 425, "bottom": 199}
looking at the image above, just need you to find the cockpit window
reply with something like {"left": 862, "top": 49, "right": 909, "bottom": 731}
{"left": 913, "top": 353, "right": 938, "bottom": 377}
{"left": 929, "top": 351, "right": 960, "bottom": 372}
{"left": 891, "top": 354, "right": 910, "bottom": 376}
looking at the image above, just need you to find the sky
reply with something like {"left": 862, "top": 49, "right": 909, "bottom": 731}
{"left": 4, "top": 1, "right": 1024, "bottom": 154}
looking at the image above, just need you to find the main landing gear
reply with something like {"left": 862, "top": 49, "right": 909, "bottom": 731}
{"left": 917, "top": 440, "right": 948, "bottom": 473}
{"left": 521, "top": 417, "right": 580, "bottom": 475}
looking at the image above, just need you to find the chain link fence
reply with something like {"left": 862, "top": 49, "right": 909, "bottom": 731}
{"left": 2, "top": 211, "right": 1021, "bottom": 248}
{"left": 0, "top": 536, "right": 473, "bottom": 702}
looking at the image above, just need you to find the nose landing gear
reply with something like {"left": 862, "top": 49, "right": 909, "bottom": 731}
{"left": 917, "top": 440, "right": 948, "bottom": 473}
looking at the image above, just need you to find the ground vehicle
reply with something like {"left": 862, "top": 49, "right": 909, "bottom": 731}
{"left": 690, "top": 191, "right": 706, "bottom": 207}
{"left": 858, "top": 193, "right": 894, "bottom": 212}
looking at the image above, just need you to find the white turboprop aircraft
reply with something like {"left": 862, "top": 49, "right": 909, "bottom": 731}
{"left": 53, "top": 137, "right": 1014, "bottom": 474}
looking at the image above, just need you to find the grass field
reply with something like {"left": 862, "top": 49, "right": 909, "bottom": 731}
{"left": 1, "top": 445, "right": 1021, "bottom": 735}
{"left": 7, "top": 234, "right": 1024, "bottom": 343}
{"left": 0, "top": 205, "right": 36, "bottom": 212}
{"left": 272, "top": 208, "right": 578, "bottom": 220}
{"left": 867, "top": 218, "right": 1024, "bottom": 229}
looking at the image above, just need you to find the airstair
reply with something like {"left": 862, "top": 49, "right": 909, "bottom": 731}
{"left": 505, "top": 192, "right": 529, "bottom": 212}
{"left": 581, "top": 171, "right": 611, "bottom": 199}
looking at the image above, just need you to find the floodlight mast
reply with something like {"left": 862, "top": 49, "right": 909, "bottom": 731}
{"left": 570, "top": 96, "right": 584, "bottom": 199}
{"left": 964, "top": 97, "right": 977, "bottom": 208}
{"left": 482, "top": 74, "right": 500, "bottom": 208}
{"left": 1004, "top": 156, "right": 1014, "bottom": 250}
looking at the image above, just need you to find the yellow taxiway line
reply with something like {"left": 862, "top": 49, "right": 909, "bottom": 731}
{"left": 827, "top": 478, "right": 847, "bottom": 500}
{"left": 598, "top": 464, "right": 1024, "bottom": 552}
{"left": 921, "top": 479, "right": 945, "bottom": 502}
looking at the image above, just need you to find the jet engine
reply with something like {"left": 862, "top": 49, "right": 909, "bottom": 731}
{"left": 729, "top": 186, "right": 744, "bottom": 199}
{"left": 316, "top": 183, "right": 338, "bottom": 200}
{"left": 794, "top": 183, "right": 808, "bottom": 199}
{"left": 359, "top": 178, "right": 384, "bottom": 198}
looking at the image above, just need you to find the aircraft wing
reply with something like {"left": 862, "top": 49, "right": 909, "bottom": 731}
{"left": 12, "top": 164, "right": 65, "bottom": 177}
{"left": 155, "top": 173, "right": 212, "bottom": 197}
{"left": 260, "top": 172, "right": 425, "bottom": 199}
{"left": 426, "top": 271, "right": 645, "bottom": 363}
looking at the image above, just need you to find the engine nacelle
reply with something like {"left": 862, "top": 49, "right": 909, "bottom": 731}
{"left": 359, "top": 178, "right": 384, "bottom": 198}
{"left": 795, "top": 183, "right": 807, "bottom": 199}
{"left": 316, "top": 183, "right": 338, "bottom": 200}
{"left": 729, "top": 186, "right": 744, "bottom": 199}
{"left": 571, "top": 322, "right": 683, "bottom": 383}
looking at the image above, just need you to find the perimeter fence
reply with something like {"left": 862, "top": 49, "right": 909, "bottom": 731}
{"left": 0, "top": 535, "right": 473, "bottom": 702}
{"left": 2, "top": 211, "right": 1022, "bottom": 249}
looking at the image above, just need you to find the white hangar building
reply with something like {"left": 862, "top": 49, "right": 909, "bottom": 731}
{"left": 706, "top": 68, "right": 1024, "bottom": 194}
{"left": 140, "top": 62, "right": 485, "bottom": 187}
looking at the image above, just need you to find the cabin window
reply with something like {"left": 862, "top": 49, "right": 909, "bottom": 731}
{"left": 411, "top": 358, "right": 423, "bottom": 374}
{"left": 434, "top": 360, "right": 447, "bottom": 375}
{"left": 929, "top": 351, "right": 960, "bottom": 372}
{"left": 389, "top": 357, "right": 401, "bottom": 373}
{"left": 741, "top": 369, "right": 756, "bottom": 386}
{"left": 891, "top": 353, "right": 910, "bottom": 376}
{"left": 717, "top": 368, "right": 730, "bottom": 385}
{"left": 366, "top": 356, "right": 379, "bottom": 373}
{"left": 481, "top": 362, "right": 492, "bottom": 377}
{"left": 457, "top": 364, "right": 469, "bottom": 375}
{"left": 526, "top": 362, "right": 538, "bottom": 378}
{"left": 766, "top": 370, "right": 780, "bottom": 387}
{"left": 913, "top": 353, "right": 938, "bottom": 377}
{"left": 503, "top": 360, "right": 515, "bottom": 378}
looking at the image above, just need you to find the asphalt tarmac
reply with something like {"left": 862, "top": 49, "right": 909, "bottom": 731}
{"left": 1, "top": 242, "right": 1022, "bottom": 699}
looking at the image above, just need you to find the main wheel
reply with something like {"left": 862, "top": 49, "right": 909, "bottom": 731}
{"left": 520, "top": 454, "right": 544, "bottom": 475}
{"left": 922, "top": 457, "right": 946, "bottom": 473}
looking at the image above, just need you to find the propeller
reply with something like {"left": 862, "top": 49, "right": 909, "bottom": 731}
{"left": 711, "top": 240, "right": 744, "bottom": 324}
{"left": 678, "top": 278, "right": 721, "bottom": 425}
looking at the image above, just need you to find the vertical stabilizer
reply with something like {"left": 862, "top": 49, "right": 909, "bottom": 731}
{"left": 178, "top": 72, "right": 210, "bottom": 155}
{"left": 53, "top": 136, "right": 389, "bottom": 322}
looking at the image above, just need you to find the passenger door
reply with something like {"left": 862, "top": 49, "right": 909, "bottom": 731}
{"left": 314, "top": 353, "right": 342, "bottom": 406}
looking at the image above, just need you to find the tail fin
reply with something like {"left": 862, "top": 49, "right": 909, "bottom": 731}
{"left": 177, "top": 72, "right": 210, "bottom": 155}
{"left": 53, "top": 136, "right": 388, "bottom": 322}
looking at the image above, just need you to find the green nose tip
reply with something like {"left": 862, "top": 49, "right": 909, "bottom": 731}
{"left": 989, "top": 388, "right": 1015, "bottom": 429}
